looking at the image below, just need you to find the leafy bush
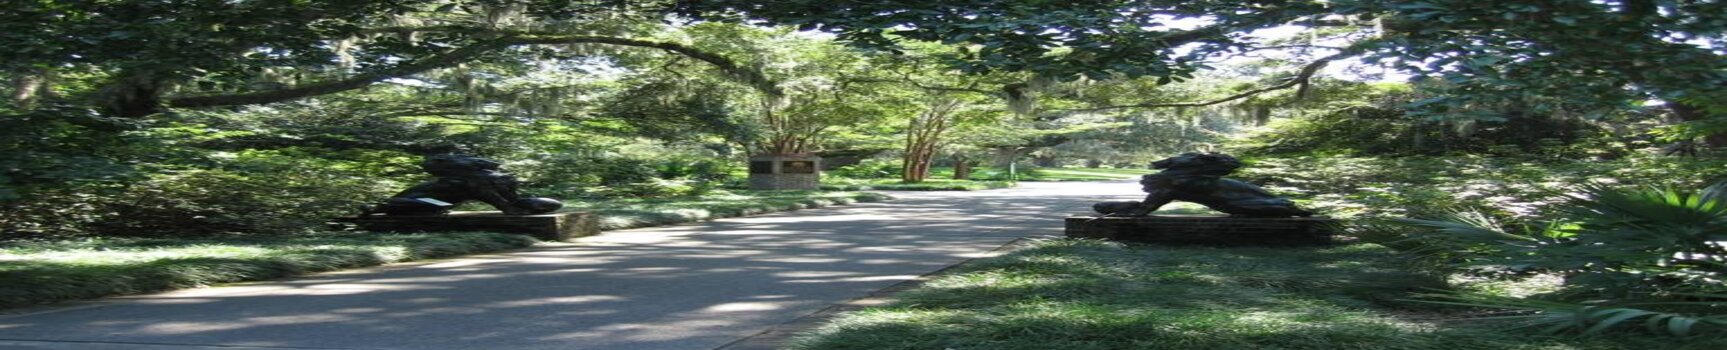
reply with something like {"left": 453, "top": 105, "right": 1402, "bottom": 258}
{"left": 1238, "top": 154, "right": 1727, "bottom": 223}
{"left": 91, "top": 151, "right": 398, "bottom": 236}
{"left": 825, "top": 158, "right": 900, "bottom": 179}
{"left": 1232, "top": 103, "right": 1631, "bottom": 158}
{"left": 1364, "top": 182, "right": 1727, "bottom": 335}
{"left": 2, "top": 150, "right": 399, "bottom": 238}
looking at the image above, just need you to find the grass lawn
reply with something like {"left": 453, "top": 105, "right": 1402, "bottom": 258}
{"left": 1, "top": 190, "right": 889, "bottom": 309}
{"left": 822, "top": 178, "right": 1016, "bottom": 191}
{"left": 561, "top": 190, "right": 892, "bottom": 230}
{"left": 817, "top": 166, "right": 1142, "bottom": 191}
{"left": 1015, "top": 167, "right": 1145, "bottom": 181}
{"left": 915, "top": 166, "right": 1144, "bottom": 182}
{"left": 0, "top": 233, "right": 536, "bottom": 309}
{"left": 790, "top": 239, "right": 1721, "bottom": 350}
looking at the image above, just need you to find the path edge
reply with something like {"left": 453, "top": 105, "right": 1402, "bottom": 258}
{"left": 714, "top": 237, "right": 1040, "bottom": 350}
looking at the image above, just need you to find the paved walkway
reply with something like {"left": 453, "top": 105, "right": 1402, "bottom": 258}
{"left": 0, "top": 181, "right": 1140, "bottom": 350}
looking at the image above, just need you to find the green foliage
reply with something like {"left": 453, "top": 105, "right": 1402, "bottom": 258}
{"left": 1363, "top": 182, "right": 1727, "bottom": 335}
{"left": 0, "top": 232, "right": 537, "bottom": 309}
{"left": 0, "top": 106, "right": 148, "bottom": 202}
{"left": 825, "top": 159, "right": 902, "bottom": 179}
{"left": 91, "top": 151, "right": 400, "bottom": 236}
{"left": 791, "top": 239, "right": 1710, "bottom": 349}
{"left": 1231, "top": 82, "right": 1626, "bottom": 158}
{"left": 1418, "top": 293, "right": 1727, "bottom": 337}
{"left": 1237, "top": 155, "right": 1727, "bottom": 222}
{"left": 516, "top": 154, "right": 737, "bottom": 199}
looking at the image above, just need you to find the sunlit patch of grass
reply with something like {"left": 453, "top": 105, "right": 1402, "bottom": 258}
{"left": 792, "top": 239, "right": 1723, "bottom": 350}
{"left": 821, "top": 178, "right": 1016, "bottom": 191}
{"left": 0, "top": 233, "right": 536, "bottom": 309}
{"left": 1016, "top": 167, "right": 1146, "bottom": 181}
{"left": 558, "top": 190, "right": 892, "bottom": 230}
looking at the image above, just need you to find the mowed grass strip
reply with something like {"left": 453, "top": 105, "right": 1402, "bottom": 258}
{"left": 791, "top": 239, "right": 1721, "bottom": 350}
{"left": 1, "top": 190, "right": 889, "bottom": 309}
{"left": 560, "top": 190, "right": 893, "bottom": 230}
{"left": 0, "top": 233, "right": 536, "bottom": 309}
{"left": 1017, "top": 167, "right": 1145, "bottom": 181}
{"left": 822, "top": 178, "right": 1016, "bottom": 191}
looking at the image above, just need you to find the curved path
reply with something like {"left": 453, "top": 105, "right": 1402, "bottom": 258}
{"left": 0, "top": 181, "right": 1140, "bottom": 350}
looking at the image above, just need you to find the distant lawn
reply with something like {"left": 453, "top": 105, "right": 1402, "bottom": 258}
{"left": 2, "top": 190, "right": 890, "bottom": 309}
{"left": 559, "top": 190, "right": 892, "bottom": 230}
{"left": 821, "top": 178, "right": 1016, "bottom": 191}
{"left": 817, "top": 166, "right": 1143, "bottom": 190}
{"left": 0, "top": 233, "right": 536, "bottom": 309}
{"left": 920, "top": 166, "right": 1144, "bottom": 182}
{"left": 791, "top": 239, "right": 1719, "bottom": 350}
{"left": 1016, "top": 167, "right": 1145, "bottom": 181}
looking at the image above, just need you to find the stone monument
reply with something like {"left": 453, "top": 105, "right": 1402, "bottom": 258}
{"left": 748, "top": 154, "right": 821, "bottom": 190}
{"left": 1067, "top": 153, "right": 1333, "bottom": 246}
{"left": 342, "top": 155, "right": 597, "bottom": 241}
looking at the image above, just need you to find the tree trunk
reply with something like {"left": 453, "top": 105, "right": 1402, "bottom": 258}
{"left": 9, "top": 68, "right": 47, "bottom": 109}
{"left": 952, "top": 154, "right": 973, "bottom": 180}
{"left": 991, "top": 147, "right": 1022, "bottom": 168}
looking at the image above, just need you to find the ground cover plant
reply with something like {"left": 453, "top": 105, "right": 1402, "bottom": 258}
{"left": 1356, "top": 181, "right": 1727, "bottom": 336}
{"left": 0, "top": 232, "right": 536, "bottom": 309}
{"left": 1236, "top": 154, "right": 1727, "bottom": 223}
{"left": 792, "top": 239, "right": 1725, "bottom": 350}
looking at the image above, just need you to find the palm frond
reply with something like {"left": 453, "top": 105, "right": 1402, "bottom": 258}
{"left": 1416, "top": 292, "right": 1727, "bottom": 336}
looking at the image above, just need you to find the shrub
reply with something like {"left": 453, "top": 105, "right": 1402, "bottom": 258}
{"left": 1364, "top": 181, "right": 1727, "bottom": 335}
{"left": 825, "top": 158, "right": 900, "bottom": 179}
{"left": 91, "top": 152, "right": 398, "bottom": 236}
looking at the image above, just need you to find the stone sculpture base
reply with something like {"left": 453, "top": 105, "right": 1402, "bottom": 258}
{"left": 338, "top": 211, "right": 599, "bottom": 241}
{"left": 1065, "top": 215, "right": 1335, "bottom": 246}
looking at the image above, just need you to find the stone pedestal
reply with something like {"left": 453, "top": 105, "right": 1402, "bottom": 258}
{"left": 748, "top": 155, "right": 821, "bottom": 190}
{"left": 1065, "top": 215, "right": 1335, "bottom": 246}
{"left": 338, "top": 211, "right": 599, "bottom": 241}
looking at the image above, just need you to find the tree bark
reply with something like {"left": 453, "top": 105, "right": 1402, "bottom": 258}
{"left": 991, "top": 147, "right": 1023, "bottom": 168}
{"left": 166, "top": 33, "right": 779, "bottom": 110}
{"left": 952, "top": 156, "right": 973, "bottom": 180}
{"left": 9, "top": 68, "right": 47, "bottom": 109}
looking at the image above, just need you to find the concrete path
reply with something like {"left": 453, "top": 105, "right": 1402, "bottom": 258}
{"left": 0, "top": 181, "right": 1141, "bottom": 350}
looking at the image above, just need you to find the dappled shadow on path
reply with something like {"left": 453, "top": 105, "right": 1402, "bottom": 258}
{"left": 0, "top": 181, "right": 1144, "bottom": 350}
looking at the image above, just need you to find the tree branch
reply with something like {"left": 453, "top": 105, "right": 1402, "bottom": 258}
{"left": 1054, "top": 51, "right": 1353, "bottom": 113}
{"left": 167, "top": 31, "right": 780, "bottom": 109}
{"left": 168, "top": 39, "right": 512, "bottom": 108}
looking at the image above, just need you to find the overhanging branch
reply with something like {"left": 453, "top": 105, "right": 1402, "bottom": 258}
{"left": 167, "top": 31, "right": 780, "bottom": 109}
{"left": 1054, "top": 51, "right": 1353, "bottom": 113}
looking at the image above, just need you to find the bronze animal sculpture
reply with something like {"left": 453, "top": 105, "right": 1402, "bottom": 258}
{"left": 363, "top": 155, "right": 563, "bottom": 216}
{"left": 1095, "top": 153, "right": 1312, "bottom": 217}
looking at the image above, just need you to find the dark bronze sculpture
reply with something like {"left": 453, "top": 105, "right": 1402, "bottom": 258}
{"left": 1095, "top": 153, "right": 1312, "bottom": 217}
{"left": 363, "top": 155, "right": 563, "bottom": 216}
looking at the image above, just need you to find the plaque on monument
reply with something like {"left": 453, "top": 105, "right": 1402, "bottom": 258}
{"left": 781, "top": 160, "right": 815, "bottom": 174}
{"left": 749, "top": 161, "right": 775, "bottom": 174}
